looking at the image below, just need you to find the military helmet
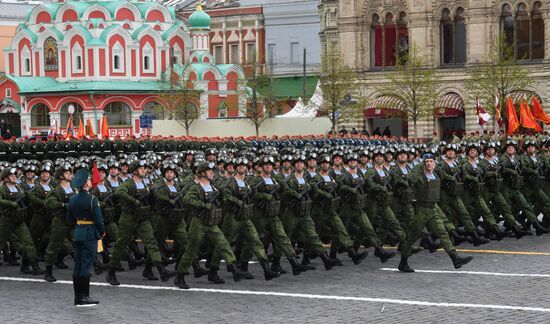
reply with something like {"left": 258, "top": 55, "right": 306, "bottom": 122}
{"left": 346, "top": 153, "right": 359, "bottom": 162}
{"left": 23, "top": 164, "right": 37, "bottom": 173}
{"left": 0, "top": 167, "right": 17, "bottom": 180}
{"left": 234, "top": 157, "right": 249, "bottom": 166}
{"left": 161, "top": 162, "right": 178, "bottom": 176}
{"left": 196, "top": 162, "right": 216, "bottom": 175}
{"left": 96, "top": 163, "right": 108, "bottom": 173}
{"left": 524, "top": 139, "right": 538, "bottom": 149}
{"left": 129, "top": 160, "right": 147, "bottom": 173}
{"left": 108, "top": 161, "right": 120, "bottom": 170}
{"left": 39, "top": 164, "right": 53, "bottom": 174}
{"left": 258, "top": 155, "right": 275, "bottom": 166}
{"left": 54, "top": 163, "right": 72, "bottom": 180}
{"left": 318, "top": 154, "right": 331, "bottom": 164}
{"left": 292, "top": 154, "right": 307, "bottom": 164}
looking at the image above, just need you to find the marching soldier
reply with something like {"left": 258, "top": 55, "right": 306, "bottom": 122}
{"left": 44, "top": 163, "right": 76, "bottom": 282}
{"left": 398, "top": 152, "right": 473, "bottom": 273}
{"left": 0, "top": 167, "right": 44, "bottom": 275}
{"left": 106, "top": 160, "right": 175, "bottom": 285}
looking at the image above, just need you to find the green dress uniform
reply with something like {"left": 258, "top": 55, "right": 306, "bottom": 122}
{"left": 389, "top": 163, "right": 415, "bottom": 226}
{"left": 68, "top": 168, "right": 105, "bottom": 306}
{"left": 28, "top": 179, "right": 54, "bottom": 255}
{"left": 92, "top": 182, "right": 118, "bottom": 266}
{"left": 398, "top": 161, "right": 472, "bottom": 273}
{"left": 9, "top": 140, "right": 21, "bottom": 162}
{"left": 0, "top": 172, "right": 43, "bottom": 275}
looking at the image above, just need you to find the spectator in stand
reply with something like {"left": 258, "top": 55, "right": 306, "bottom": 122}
{"left": 382, "top": 126, "right": 392, "bottom": 137}
{"left": 361, "top": 127, "right": 369, "bottom": 136}
{"left": 373, "top": 127, "right": 382, "bottom": 136}
{"left": 351, "top": 127, "right": 358, "bottom": 135}
{"left": 339, "top": 126, "right": 348, "bottom": 136}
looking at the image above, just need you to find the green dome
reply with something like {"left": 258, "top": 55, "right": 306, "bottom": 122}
{"left": 189, "top": 4, "right": 210, "bottom": 29}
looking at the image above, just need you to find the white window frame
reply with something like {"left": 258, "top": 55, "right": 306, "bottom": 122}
{"left": 142, "top": 43, "right": 153, "bottom": 73}
{"left": 246, "top": 43, "right": 255, "bottom": 64}
{"left": 267, "top": 43, "right": 276, "bottom": 64}
{"left": 5, "top": 89, "right": 11, "bottom": 98}
{"left": 213, "top": 45, "right": 223, "bottom": 64}
{"left": 21, "top": 47, "right": 31, "bottom": 75}
{"left": 173, "top": 44, "right": 183, "bottom": 65}
{"left": 112, "top": 42, "right": 124, "bottom": 72}
{"left": 229, "top": 43, "right": 239, "bottom": 64}
{"left": 72, "top": 44, "right": 83, "bottom": 73}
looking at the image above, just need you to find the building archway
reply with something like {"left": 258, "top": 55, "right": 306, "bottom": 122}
{"left": 0, "top": 99, "right": 21, "bottom": 138}
{"left": 364, "top": 95, "right": 407, "bottom": 137}
{"left": 60, "top": 102, "right": 83, "bottom": 128}
{"left": 104, "top": 102, "right": 131, "bottom": 126}
{"left": 30, "top": 103, "right": 50, "bottom": 130}
{"left": 142, "top": 101, "right": 165, "bottom": 120}
{"left": 434, "top": 92, "right": 465, "bottom": 140}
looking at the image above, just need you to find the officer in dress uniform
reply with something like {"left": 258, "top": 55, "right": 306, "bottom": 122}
{"left": 68, "top": 168, "right": 105, "bottom": 306}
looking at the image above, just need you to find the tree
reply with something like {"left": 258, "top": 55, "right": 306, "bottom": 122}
{"left": 318, "top": 43, "right": 364, "bottom": 133}
{"left": 158, "top": 69, "right": 201, "bottom": 136}
{"left": 465, "top": 35, "right": 533, "bottom": 126}
{"left": 238, "top": 58, "right": 281, "bottom": 137}
{"left": 375, "top": 46, "right": 442, "bottom": 141}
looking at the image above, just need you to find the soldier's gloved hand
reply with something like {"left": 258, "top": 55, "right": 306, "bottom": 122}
{"left": 9, "top": 201, "right": 17, "bottom": 208}
{"left": 204, "top": 202, "right": 213, "bottom": 210}
{"left": 349, "top": 188, "right": 357, "bottom": 195}
{"left": 296, "top": 192, "right": 304, "bottom": 200}
{"left": 235, "top": 200, "right": 244, "bottom": 208}
{"left": 132, "top": 198, "right": 141, "bottom": 207}
{"left": 168, "top": 199, "right": 176, "bottom": 206}
{"left": 264, "top": 194, "right": 273, "bottom": 201}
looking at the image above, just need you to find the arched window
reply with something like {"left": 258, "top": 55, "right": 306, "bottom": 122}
{"left": 112, "top": 42, "right": 124, "bottom": 72}
{"left": 72, "top": 43, "right": 83, "bottom": 73}
{"left": 370, "top": 12, "right": 408, "bottom": 68}
{"left": 21, "top": 46, "right": 31, "bottom": 75}
{"left": 218, "top": 102, "right": 228, "bottom": 118}
{"left": 441, "top": 8, "right": 466, "bottom": 65}
{"left": 31, "top": 103, "right": 50, "bottom": 127}
{"left": 532, "top": 2, "right": 544, "bottom": 59}
{"left": 104, "top": 102, "right": 131, "bottom": 126}
{"left": 142, "top": 102, "right": 164, "bottom": 120}
{"left": 60, "top": 103, "right": 83, "bottom": 128}
{"left": 142, "top": 43, "right": 153, "bottom": 72}
{"left": 500, "top": 2, "right": 544, "bottom": 60}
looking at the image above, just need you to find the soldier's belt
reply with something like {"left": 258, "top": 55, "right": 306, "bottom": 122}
{"left": 415, "top": 202, "right": 436, "bottom": 208}
{"left": 77, "top": 220, "right": 95, "bottom": 225}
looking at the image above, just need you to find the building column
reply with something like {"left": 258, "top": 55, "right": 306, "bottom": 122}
{"left": 131, "top": 110, "right": 142, "bottom": 136}
{"left": 82, "top": 110, "right": 103, "bottom": 134}
{"left": 197, "top": 81, "right": 209, "bottom": 119}
{"left": 20, "top": 112, "right": 31, "bottom": 137}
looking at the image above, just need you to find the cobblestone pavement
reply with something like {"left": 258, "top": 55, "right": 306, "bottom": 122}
{"left": 1, "top": 233, "right": 550, "bottom": 323}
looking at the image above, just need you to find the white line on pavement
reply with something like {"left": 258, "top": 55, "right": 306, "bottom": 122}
{"left": 379, "top": 268, "right": 550, "bottom": 278}
{"left": 1, "top": 276, "right": 549, "bottom": 313}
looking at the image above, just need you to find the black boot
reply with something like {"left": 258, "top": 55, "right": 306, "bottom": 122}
{"left": 94, "top": 256, "right": 107, "bottom": 275}
{"left": 374, "top": 247, "right": 396, "bottom": 263}
{"left": 142, "top": 264, "right": 158, "bottom": 280}
{"left": 128, "top": 254, "right": 144, "bottom": 270}
{"left": 55, "top": 253, "right": 68, "bottom": 269}
{"left": 318, "top": 251, "right": 338, "bottom": 271}
{"left": 227, "top": 263, "right": 244, "bottom": 282}
{"left": 6, "top": 248, "right": 19, "bottom": 266}
{"left": 31, "top": 262, "right": 45, "bottom": 275}
{"left": 192, "top": 260, "right": 209, "bottom": 278}
{"left": 106, "top": 268, "right": 120, "bottom": 286}
{"left": 300, "top": 254, "right": 316, "bottom": 271}
{"left": 73, "top": 276, "right": 79, "bottom": 305}
{"left": 419, "top": 236, "right": 437, "bottom": 253}
{"left": 271, "top": 257, "right": 287, "bottom": 274}
{"left": 347, "top": 248, "right": 368, "bottom": 265}
{"left": 174, "top": 273, "right": 189, "bottom": 289}
{"left": 287, "top": 257, "right": 308, "bottom": 276}
{"left": 469, "top": 231, "right": 490, "bottom": 246}
{"left": 329, "top": 249, "right": 343, "bottom": 266}
{"left": 77, "top": 276, "right": 99, "bottom": 306}
{"left": 398, "top": 256, "right": 414, "bottom": 273}
{"left": 239, "top": 261, "right": 255, "bottom": 279}
{"left": 155, "top": 263, "right": 176, "bottom": 282}
{"left": 511, "top": 226, "right": 531, "bottom": 239}
{"left": 450, "top": 229, "right": 468, "bottom": 245}
{"left": 490, "top": 226, "right": 506, "bottom": 241}
{"left": 534, "top": 221, "right": 550, "bottom": 236}
{"left": 44, "top": 265, "right": 57, "bottom": 282}
{"left": 448, "top": 251, "right": 473, "bottom": 269}
{"left": 207, "top": 268, "right": 225, "bottom": 284}
{"left": 20, "top": 259, "right": 32, "bottom": 274}
{"left": 259, "top": 260, "right": 279, "bottom": 281}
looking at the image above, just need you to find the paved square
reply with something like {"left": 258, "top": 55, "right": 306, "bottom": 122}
{"left": 1, "top": 234, "right": 550, "bottom": 323}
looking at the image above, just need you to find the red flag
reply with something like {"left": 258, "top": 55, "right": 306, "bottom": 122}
{"left": 101, "top": 115, "right": 110, "bottom": 139}
{"left": 77, "top": 116, "right": 85, "bottom": 139}
{"left": 532, "top": 97, "right": 550, "bottom": 125}
{"left": 86, "top": 119, "right": 95, "bottom": 137}
{"left": 476, "top": 97, "right": 491, "bottom": 126}
{"left": 519, "top": 99, "right": 542, "bottom": 132}
{"left": 495, "top": 95, "right": 503, "bottom": 128}
{"left": 91, "top": 162, "right": 101, "bottom": 188}
{"left": 65, "top": 115, "right": 74, "bottom": 139}
{"left": 506, "top": 97, "right": 519, "bottom": 135}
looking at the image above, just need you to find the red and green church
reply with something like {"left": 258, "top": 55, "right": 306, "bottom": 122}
{"left": 0, "top": 0, "right": 244, "bottom": 138}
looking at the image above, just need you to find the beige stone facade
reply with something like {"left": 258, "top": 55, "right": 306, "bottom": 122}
{"left": 319, "top": 0, "right": 550, "bottom": 140}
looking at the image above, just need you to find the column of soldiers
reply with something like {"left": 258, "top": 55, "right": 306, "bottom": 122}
{"left": 0, "top": 134, "right": 549, "bottom": 289}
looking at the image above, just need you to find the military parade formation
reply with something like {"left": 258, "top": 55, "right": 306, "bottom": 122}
{"left": 0, "top": 133, "right": 549, "bottom": 306}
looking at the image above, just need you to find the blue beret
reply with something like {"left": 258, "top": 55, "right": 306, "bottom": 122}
{"left": 72, "top": 168, "right": 89, "bottom": 189}
{"left": 422, "top": 152, "right": 436, "bottom": 160}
